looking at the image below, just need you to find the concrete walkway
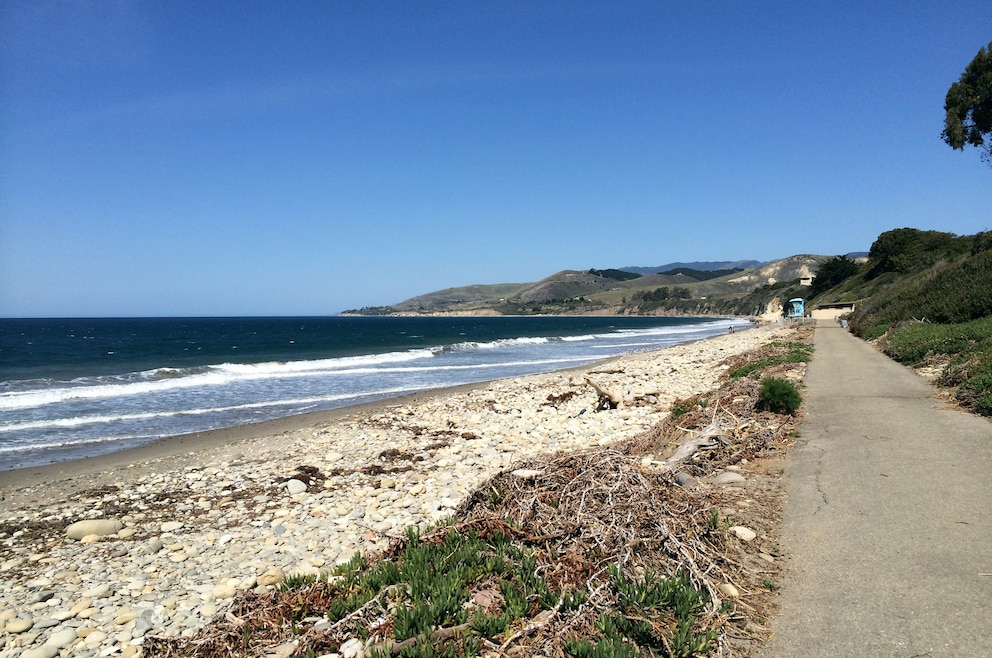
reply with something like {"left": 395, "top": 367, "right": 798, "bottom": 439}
{"left": 762, "top": 323, "right": 992, "bottom": 657}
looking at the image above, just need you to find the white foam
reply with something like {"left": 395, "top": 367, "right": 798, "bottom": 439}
{"left": 0, "top": 349, "right": 439, "bottom": 411}
{"left": 0, "top": 384, "right": 428, "bottom": 441}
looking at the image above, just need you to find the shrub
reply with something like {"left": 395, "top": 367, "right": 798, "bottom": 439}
{"left": 757, "top": 377, "right": 802, "bottom": 415}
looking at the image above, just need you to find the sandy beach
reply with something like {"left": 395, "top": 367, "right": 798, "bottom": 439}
{"left": 0, "top": 323, "right": 796, "bottom": 658}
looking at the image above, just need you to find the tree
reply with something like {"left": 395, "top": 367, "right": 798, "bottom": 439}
{"left": 942, "top": 41, "right": 992, "bottom": 164}
{"left": 810, "top": 255, "right": 860, "bottom": 296}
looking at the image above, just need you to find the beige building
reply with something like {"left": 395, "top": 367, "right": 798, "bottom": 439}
{"left": 811, "top": 302, "right": 856, "bottom": 320}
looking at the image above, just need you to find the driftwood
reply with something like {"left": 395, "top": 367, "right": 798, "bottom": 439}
{"left": 660, "top": 407, "right": 725, "bottom": 473}
{"left": 582, "top": 376, "right": 625, "bottom": 409}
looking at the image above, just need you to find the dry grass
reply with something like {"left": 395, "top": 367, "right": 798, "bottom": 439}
{"left": 144, "top": 328, "right": 810, "bottom": 658}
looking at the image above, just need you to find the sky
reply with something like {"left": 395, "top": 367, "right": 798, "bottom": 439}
{"left": 1, "top": 1, "right": 990, "bottom": 317}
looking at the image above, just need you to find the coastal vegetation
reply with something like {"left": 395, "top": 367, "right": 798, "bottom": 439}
{"left": 819, "top": 228, "right": 992, "bottom": 416}
{"left": 145, "top": 328, "right": 814, "bottom": 657}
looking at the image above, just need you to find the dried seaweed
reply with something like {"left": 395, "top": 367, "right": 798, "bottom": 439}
{"left": 144, "top": 330, "right": 810, "bottom": 657}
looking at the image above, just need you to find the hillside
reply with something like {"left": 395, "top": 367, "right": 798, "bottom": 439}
{"left": 343, "top": 255, "right": 830, "bottom": 316}
{"left": 815, "top": 228, "right": 992, "bottom": 416}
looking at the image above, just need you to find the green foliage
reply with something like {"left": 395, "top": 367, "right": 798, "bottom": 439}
{"left": 588, "top": 268, "right": 642, "bottom": 282}
{"left": 320, "top": 523, "right": 564, "bottom": 654}
{"left": 658, "top": 267, "right": 742, "bottom": 281}
{"left": 728, "top": 341, "right": 812, "bottom": 379}
{"left": 757, "top": 377, "right": 802, "bottom": 415}
{"left": 866, "top": 228, "right": 970, "bottom": 278}
{"left": 942, "top": 40, "right": 992, "bottom": 163}
{"left": 565, "top": 636, "right": 639, "bottom": 658}
{"left": 669, "top": 398, "right": 698, "bottom": 420}
{"left": 565, "top": 565, "right": 715, "bottom": 658}
{"left": 631, "top": 286, "right": 693, "bottom": 313}
{"left": 810, "top": 255, "right": 861, "bottom": 297}
{"left": 876, "top": 316, "right": 992, "bottom": 416}
{"left": 850, "top": 248, "right": 992, "bottom": 333}
{"left": 278, "top": 572, "right": 324, "bottom": 591}
{"left": 341, "top": 305, "right": 396, "bottom": 316}
{"left": 721, "top": 279, "right": 805, "bottom": 318}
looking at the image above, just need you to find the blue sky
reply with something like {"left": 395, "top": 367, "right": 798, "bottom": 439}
{"left": 2, "top": 1, "right": 989, "bottom": 317}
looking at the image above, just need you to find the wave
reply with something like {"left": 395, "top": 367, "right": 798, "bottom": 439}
{"left": 0, "top": 431, "right": 164, "bottom": 456}
{"left": 0, "top": 350, "right": 594, "bottom": 414}
{"left": 0, "top": 384, "right": 429, "bottom": 440}
{"left": 0, "top": 348, "right": 438, "bottom": 411}
{"left": 0, "top": 319, "right": 734, "bottom": 414}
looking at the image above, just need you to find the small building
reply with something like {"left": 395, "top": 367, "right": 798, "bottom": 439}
{"left": 784, "top": 298, "right": 805, "bottom": 318}
{"left": 811, "top": 302, "right": 856, "bottom": 320}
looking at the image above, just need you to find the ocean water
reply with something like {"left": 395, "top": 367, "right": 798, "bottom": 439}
{"left": 0, "top": 316, "right": 739, "bottom": 471}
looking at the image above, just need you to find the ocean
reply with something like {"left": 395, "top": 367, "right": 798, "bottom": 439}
{"left": 0, "top": 315, "right": 739, "bottom": 471}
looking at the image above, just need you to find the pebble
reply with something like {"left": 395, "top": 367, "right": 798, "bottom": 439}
{"left": 730, "top": 526, "right": 758, "bottom": 542}
{"left": 286, "top": 479, "right": 308, "bottom": 495}
{"left": 5, "top": 618, "right": 33, "bottom": 633}
{"left": 712, "top": 472, "right": 747, "bottom": 486}
{"left": 65, "top": 519, "right": 123, "bottom": 541}
{"left": 0, "top": 325, "right": 793, "bottom": 658}
{"left": 719, "top": 583, "right": 741, "bottom": 598}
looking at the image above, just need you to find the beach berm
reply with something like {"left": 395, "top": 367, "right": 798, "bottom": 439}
{"left": 0, "top": 323, "right": 796, "bottom": 658}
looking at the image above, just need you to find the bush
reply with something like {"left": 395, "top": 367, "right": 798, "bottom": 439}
{"left": 757, "top": 377, "right": 802, "bottom": 415}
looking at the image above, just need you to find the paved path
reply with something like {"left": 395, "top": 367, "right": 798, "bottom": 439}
{"left": 762, "top": 323, "right": 992, "bottom": 657}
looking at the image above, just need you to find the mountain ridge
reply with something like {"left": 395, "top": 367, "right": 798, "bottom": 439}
{"left": 343, "top": 254, "right": 837, "bottom": 316}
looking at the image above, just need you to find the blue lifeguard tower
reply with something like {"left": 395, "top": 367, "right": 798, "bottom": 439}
{"left": 785, "top": 298, "right": 805, "bottom": 319}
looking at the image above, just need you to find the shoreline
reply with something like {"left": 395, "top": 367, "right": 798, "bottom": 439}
{"left": 1, "top": 315, "right": 747, "bottom": 479}
{"left": 0, "top": 323, "right": 792, "bottom": 658}
{"left": 0, "top": 382, "right": 491, "bottom": 496}
{"left": 0, "top": 322, "right": 743, "bottom": 495}
{"left": 0, "top": 353, "right": 629, "bottom": 498}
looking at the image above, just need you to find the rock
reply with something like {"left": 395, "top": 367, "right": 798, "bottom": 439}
{"left": 340, "top": 637, "right": 364, "bottom": 658}
{"left": 719, "top": 583, "right": 741, "bottom": 598}
{"left": 45, "top": 627, "right": 78, "bottom": 649}
{"left": 674, "top": 471, "right": 698, "bottom": 488}
{"left": 286, "top": 479, "right": 308, "bottom": 495}
{"left": 258, "top": 567, "right": 285, "bottom": 587}
{"left": 6, "top": 617, "right": 34, "bottom": 633}
{"left": 20, "top": 646, "right": 59, "bottom": 658}
{"left": 65, "top": 519, "right": 123, "bottom": 541}
{"left": 81, "top": 583, "right": 111, "bottom": 598}
{"left": 160, "top": 521, "right": 184, "bottom": 533}
{"left": 270, "top": 641, "right": 300, "bottom": 658}
{"left": 211, "top": 584, "right": 237, "bottom": 599}
{"left": 510, "top": 469, "right": 543, "bottom": 478}
{"left": 730, "top": 526, "right": 757, "bottom": 542}
{"left": 83, "top": 629, "right": 108, "bottom": 645}
{"left": 712, "top": 472, "right": 746, "bottom": 486}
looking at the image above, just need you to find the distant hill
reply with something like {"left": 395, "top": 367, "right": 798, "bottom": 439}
{"left": 619, "top": 260, "right": 763, "bottom": 275}
{"left": 342, "top": 255, "right": 830, "bottom": 316}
